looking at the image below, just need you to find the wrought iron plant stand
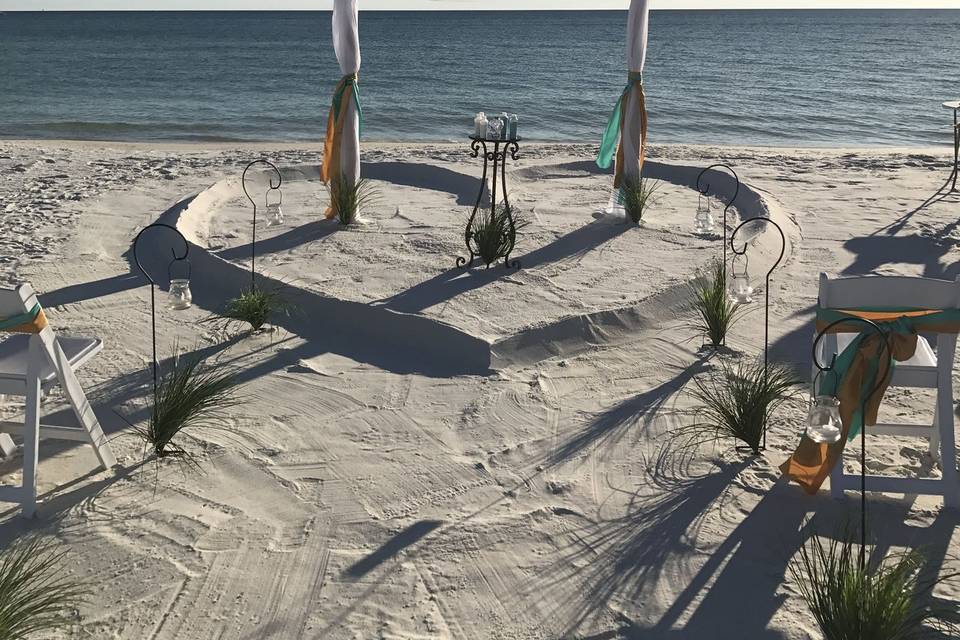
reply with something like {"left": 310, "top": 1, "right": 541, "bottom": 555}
{"left": 458, "top": 136, "right": 521, "bottom": 270}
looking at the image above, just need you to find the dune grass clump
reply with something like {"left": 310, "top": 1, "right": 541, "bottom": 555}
{"left": 472, "top": 204, "right": 530, "bottom": 267}
{"left": 0, "top": 536, "right": 87, "bottom": 639}
{"left": 215, "top": 287, "right": 290, "bottom": 332}
{"left": 327, "top": 175, "right": 378, "bottom": 226}
{"left": 690, "top": 258, "right": 745, "bottom": 348}
{"left": 135, "top": 354, "right": 240, "bottom": 468}
{"left": 620, "top": 177, "right": 661, "bottom": 224}
{"left": 680, "top": 359, "right": 799, "bottom": 454}
{"left": 790, "top": 533, "right": 960, "bottom": 640}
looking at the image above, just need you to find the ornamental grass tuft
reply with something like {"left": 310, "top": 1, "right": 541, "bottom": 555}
{"left": 135, "top": 353, "right": 241, "bottom": 469}
{"left": 690, "top": 258, "right": 746, "bottom": 348}
{"left": 678, "top": 359, "right": 799, "bottom": 454}
{"left": 0, "top": 536, "right": 87, "bottom": 639}
{"left": 472, "top": 204, "right": 530, "bottom": 267}
{"left": 790, "top": 532, "right": 960, "bottom": 640}
{"left": 620, "top": 177, "right": 661, "bottom": 224}
{"left": 213, "top": 287, "right": 290, "bottom": 332}
{"left": 327, "top": 175, "right": 378, "bottom": 226}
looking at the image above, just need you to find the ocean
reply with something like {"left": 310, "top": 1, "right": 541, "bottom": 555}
{"left": 1, "top": 10, "right": 959, "bottom": 147}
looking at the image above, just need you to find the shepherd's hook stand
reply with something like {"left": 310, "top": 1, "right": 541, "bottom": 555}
{"left": 457, "top": 136, "right": 521, "bottom": 270}
{"left": 242, "top": 159, "right": 282, "bottom": 290}
{"left": 730, "top": 216, "right": 786, "bottom": 452}
{"left": 696, "top": 164, "right": 740, "bottom": 272}
{"left": 132, "top": 223, "right": 191, "bottom": 401}
{"left": 812, "top": 318, "right": 891, "bottom": 576}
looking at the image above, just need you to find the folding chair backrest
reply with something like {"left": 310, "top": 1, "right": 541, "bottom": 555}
{"left": 0, "top": 284, "right": 36, "bottom": 318}
{"left": 816, "top": 273, "right": 960, "bottom": 377}
{"left": 818, "top": 273, "right": 960, "bottom": 310}
{"left": 0, "top": 284, "right": 47, "bottom": 334}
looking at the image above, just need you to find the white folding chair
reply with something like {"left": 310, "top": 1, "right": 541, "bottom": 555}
{"left": 815, "top": 273, "right": 960, "bottom": 508}
{"left": 0, "top": 284, "right": 116, "bottom": 517}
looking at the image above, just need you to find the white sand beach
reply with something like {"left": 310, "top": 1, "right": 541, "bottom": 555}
{"left": 1, "top": 139, "right": 959, "bottom": 638}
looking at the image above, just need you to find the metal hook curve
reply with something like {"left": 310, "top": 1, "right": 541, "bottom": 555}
{"left": 132, "top": 222, "right": 189, "bottom": 285}
{"left": 729, "top": 216, "right": 786, "bottom": 282}
{"left": 241, "top": 159, "right": 282, "bottom": 208}
{"left": 696, "top": 163, "right": 740, "bottom": 205}
{"left": 811, "top": 316, "right": 891, "bottom": 404}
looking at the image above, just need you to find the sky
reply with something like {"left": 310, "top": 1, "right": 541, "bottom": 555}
{"left": 4, "top": 0, "right": 960, "bottom": 9}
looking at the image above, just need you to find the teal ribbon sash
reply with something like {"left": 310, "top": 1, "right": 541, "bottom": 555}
{"left": 815, "top": 306, "right": 960, "bottom": 439}
{"left": 596, "top": 71, "right": 643, "bottom": 170}
{"left": 332, "top": 74, "right": 364, "bottom": 137}
{"left": 0, "top": 303, "right": 41, "bottom": 331}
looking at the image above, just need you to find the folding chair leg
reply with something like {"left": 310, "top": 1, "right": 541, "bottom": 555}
{"left": 43, "top": 333, "right": 116, "bottom": 470}
{"left": 936, "top": 385, "right": 960, "bottom": 509}
{"left": 21, "top": 337, "right": 42, "bottom": 518}
{"left": 830, "top": 459, "right": 845, "bottom": 500}
{"left": 930, "top": 409, "right": 942, "bottom": 462}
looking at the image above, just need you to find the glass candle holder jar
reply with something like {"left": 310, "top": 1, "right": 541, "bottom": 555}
{"left": 266, "top": 202, "right": 284, "bottom": 227}
{"left": 694, "top": 208, "right": 715, "bottom": 234}
{"left": 805, "top": 395, "right": 843, "bottom": 444}
{"left": 168, "top": 278, "right": 192, "bottom": 310}
{"left": 731, "top": 273, "right": 753, "bottom": 303}
{"left": 729, "top": 256, "right": 753, "bottom": 304}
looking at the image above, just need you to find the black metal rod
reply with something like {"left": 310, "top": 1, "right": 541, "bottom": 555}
{"left": 241, "top": 159, "right": 282, "bottom": 290}
{"left": 131, "top": 223, "right": 190, "bottom": 401}
{"left": 812, "top": 316, "right": 891, "bottom": 577}
{"left": 458, "top": 138, "right": 487, "bottom": 269}
{"left": 730, "top": 216, "right": 786, "bottom": 451}
{"left": 952, "top": 107, "right": 959, "bottom": 193}
{"left": 915, "top": 108, "right": 960, "bottom": 210}
{"left": 502, "top": 140, "right": 520, "bottom": 269}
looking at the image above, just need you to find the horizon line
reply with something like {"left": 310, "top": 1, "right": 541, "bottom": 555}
{"left": 4, "top": 6, "right": 960, "bottom": 10}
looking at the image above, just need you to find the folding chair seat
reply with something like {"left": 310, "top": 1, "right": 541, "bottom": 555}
{"left": 0, "top": 284, "right": 116, "bottom": 517}
{"left": 0, "top": 335, "right": 103, "bottom": 392}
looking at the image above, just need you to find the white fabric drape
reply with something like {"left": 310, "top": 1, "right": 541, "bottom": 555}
{"left": 621, "top": 0, "right": 649, "bottom": 184}
{"left": 332, "top": 0, "right": 360, "bottom": 185}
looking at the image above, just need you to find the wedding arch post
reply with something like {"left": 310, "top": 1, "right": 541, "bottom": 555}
{"left": 322, "top": 0, "right": 362, "bottom": 219}
{"left": 596, "top": 0, "right": 650, "bottom": 216}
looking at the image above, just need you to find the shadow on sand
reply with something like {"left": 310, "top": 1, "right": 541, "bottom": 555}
{"left": 545, "top": 355, "right": 713, "bottom": 469}
{"left": 215, "top": 219, "right": 339, "bottom": 262}
{"left": 379, "top": 218, "right": 631, "bottom": 313}
{"left": 530, "top": 462, "right": 960, "bottom": 639}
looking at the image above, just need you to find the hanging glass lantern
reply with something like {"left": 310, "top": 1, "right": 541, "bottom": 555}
{"left": 694, "top": 193, "right": 714, "bottom": 234}
{"left": 265, "top": 188, "right": 284, "bottom": 227}
{"left": 729, "top": 254, "right": 753, "bottom": 304}
{"left": 805, "top": 395, "right": 842, "bottom": 444}
{"left": 168, "top": 279, "right": 192, "bottom": 310}
{"left": 167, "top": 257, "right": 192, "bottom": 310}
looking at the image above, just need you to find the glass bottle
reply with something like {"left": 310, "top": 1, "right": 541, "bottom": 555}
{"left": 486, "top": 117, "right": 503, "bottom": 141}
{"left": 474, "top": 112, "right": 487, "bottom": 138}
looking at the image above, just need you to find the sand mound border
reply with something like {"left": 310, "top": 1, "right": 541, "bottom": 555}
{"left": 143, "top": 160, "right": 794, "bottom": 373}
